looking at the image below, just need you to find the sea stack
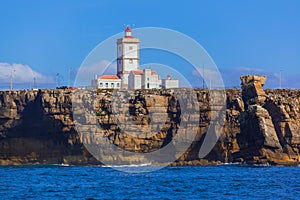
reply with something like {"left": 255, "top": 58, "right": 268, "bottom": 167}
{"left": 236, "top": 75, "right": 299, "bottom": 165}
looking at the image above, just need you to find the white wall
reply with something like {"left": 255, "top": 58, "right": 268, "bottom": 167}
{"left": 122, "top": 73, "right": 129, "bottom": 88}
{"left": 128, "top": 73, "right": 134, "bottom": 89}
{"left": 134, "top": 75, "right": 142, "bottom": 89}
{"left": 97, "top": 79, "right": 121, "bottom": 89}
{"left": 128, "top": 72, "right": 142, "bottom": 89}
{"left": 142, "top": 69, "right": 162, "bottom": 89}
{"left": 123, "top": 43, "right": 138, "bottom": 58}
{"left": 162, "top": 79, "right": 179, "bottom": 89}
{"left": 124, "top": 59, "right": 139, "bottom": 72}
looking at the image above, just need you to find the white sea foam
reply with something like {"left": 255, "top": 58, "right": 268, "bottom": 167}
{"left": 52, "top": 163, "right": 72, "bottom": 167}
{"left": 217, "top": 162, "right": 271, "bottom": 167}
{"left": 102, "top": 162, "right": 152, "bottom": 168}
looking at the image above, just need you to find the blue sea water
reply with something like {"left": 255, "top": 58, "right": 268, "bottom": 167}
{"left": 0, "top": 164, "right": 300, "bottom": 199}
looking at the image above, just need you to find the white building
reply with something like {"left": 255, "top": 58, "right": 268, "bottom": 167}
{"left": 128, "top": 69, "right": 162, "bottom": 89}
{"left": 91, "top": 75, "right": 121, "bottom": 89}
{"left": 162, "top": 75, "right": 179, "bottom": 89}
{"left": 91, "top": 27, "right": 179, "bottom": 89}
{"left": 128, "top": 70, "right": 143, "bottom": 89}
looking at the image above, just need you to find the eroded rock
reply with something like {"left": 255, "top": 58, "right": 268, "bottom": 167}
{"left": 236, "top": 75, "right": 300, "bottom": 165}
{"left": 1, "top": 78, "right": 300, "bottom": 166}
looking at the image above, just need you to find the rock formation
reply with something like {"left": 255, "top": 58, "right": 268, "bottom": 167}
{"left": 1, "top": 75, "right": 300, "bottom": 166}
{"left": 0, "top": 90, "right": 99, "bottom": 165}
{"left": 236, "top": 75, "right": 300, "bottom": 165}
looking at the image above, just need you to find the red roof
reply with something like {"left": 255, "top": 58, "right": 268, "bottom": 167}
{"left": 151, "top": 71, "right": 157, "bottom": 75}
{"left": 125, "top": 27, "right": 131, "bottom": 32}
{"left": 125, "top": 26, "right": 133, "bottom": 38}
{"left": 132, "top": 70, "right": 143, "bottom": 75}
{"left": 99, "top": 75, "right": 120, "bottom": 80}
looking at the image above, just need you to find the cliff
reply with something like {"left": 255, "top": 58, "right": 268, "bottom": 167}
{"left": 0, "top": 90, "right": 99, "bottom": 165}
{"left": 236, "top": 76, "right": 300, "bottom": 165}
{"left": 1, "top": 75, "right": 300, "bottom": 166}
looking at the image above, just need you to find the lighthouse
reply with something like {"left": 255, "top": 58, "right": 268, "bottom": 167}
{"left": 92, "top": 27, "right": 179, "bottom": 90}
{"left": 117, "top": 26, "right": 140, "bottom": 88}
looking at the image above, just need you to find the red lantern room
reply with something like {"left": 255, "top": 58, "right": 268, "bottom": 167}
{"left": 125, "top": 26, "right": 133, "bottom": 38}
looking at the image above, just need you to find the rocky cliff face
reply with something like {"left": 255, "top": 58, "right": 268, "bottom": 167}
{"left": 0, "top": 90, "right": 99, "bottom": 165}
{"left": 236, "top": 75, "right": 300, "bottom": 165}
{"left": 1, "top": 76, "right": 300, "bottom": 166}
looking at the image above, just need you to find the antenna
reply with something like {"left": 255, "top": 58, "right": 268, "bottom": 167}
{"left": 56, "top": 73, "right": 59, "bottom": 88}
{"left": 279, "top": 69, "right": 283, "bottom": 89}
{"left": 68, "top": 68, "right": 71, "bottom": 88}
{"left": 10, "top": 70, "right": 12, "bottom": 91}
{"left": 202, "top": 64, "right": 205, "bottom": 89}
{"left": 123, "top": 24, "right": 135, "bottom": 28}
{"left": 33, "top": 77, "right": 37, "bottom": 88}
{"left": 10, "top": 68, "right": 15, "bottom": 91}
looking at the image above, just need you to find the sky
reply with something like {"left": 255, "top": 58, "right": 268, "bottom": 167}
{"left": 0, "top": 0, "right": 300, "bottom": 89}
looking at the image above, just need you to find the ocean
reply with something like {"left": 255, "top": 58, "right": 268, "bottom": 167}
{"left": 0, "top": 164, "right": 299, "bottom": 199}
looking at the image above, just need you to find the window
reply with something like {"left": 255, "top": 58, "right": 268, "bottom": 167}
{"left": 147, "top": 78, "right": 149, "bottom": 81}
{"left": 111, "top": 83, "right": 114, "bottom": 87}
{"left": 105, "top": 83, "right": 108, "bottom": 88}
{"left": 100, "top": 83, "right": 103, "bottom": 88}
{"left": 117, "top": 83, "right": 120, "bottom": 88}
{"left": 129, "top": 59, "right": 133, "bottom": 64}
{"left": 147, "top": 83, "right": 149, "bottom": 89}
{"left": 129, "top": 46, "right": 133, "bottom": 50}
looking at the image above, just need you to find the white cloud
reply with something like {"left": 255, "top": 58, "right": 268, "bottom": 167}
{"left": 191, "top": 66, "right": 288, "bottom": 89}
{"left": 191, "top": 68, "right": 225, "bottom": 89}
{"left": 220, "top": 66, "right": 268, "bottom": 88}
{"left": 0, "top": 62, "right": 54, "bottom": 84}
{"left": 75, "top": 60, "right": 117, "bottom": 86}
{"left": 219, "top": 66, "right": 288, "bottom": 89}
{"left": 234, "top": 66, "right": 265, "bottom": 73}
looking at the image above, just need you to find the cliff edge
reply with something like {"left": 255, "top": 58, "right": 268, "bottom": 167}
{"left": 1, "top": 75, "right": 300, "bottom": 165}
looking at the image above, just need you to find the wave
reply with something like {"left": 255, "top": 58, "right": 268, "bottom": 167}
{"left": 52, "top": 163, "right": 73, "bottom": 167}
{"left": 102, "top": 162, "right": 152, "bottom": 168}
{"left": 217, "top": 162, "right": 271, "bottom": 167}
{"left": 218, "top": 162, "right": 242, "bottom": 166}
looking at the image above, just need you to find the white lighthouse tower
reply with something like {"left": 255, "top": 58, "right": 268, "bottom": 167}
{"left": 117, "top": 26, "right": 140, "bottom": 88}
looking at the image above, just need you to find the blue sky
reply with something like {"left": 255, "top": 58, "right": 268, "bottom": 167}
{"left": 0, "top": 0, "right": 300, "bottom": 89}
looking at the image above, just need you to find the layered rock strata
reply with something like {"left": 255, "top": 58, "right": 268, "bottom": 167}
{"left": 1, "top": 76, "right": 300, "bottom": 166}
{"left": 236, "top": 75, "right": 300, "bottom": 164}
